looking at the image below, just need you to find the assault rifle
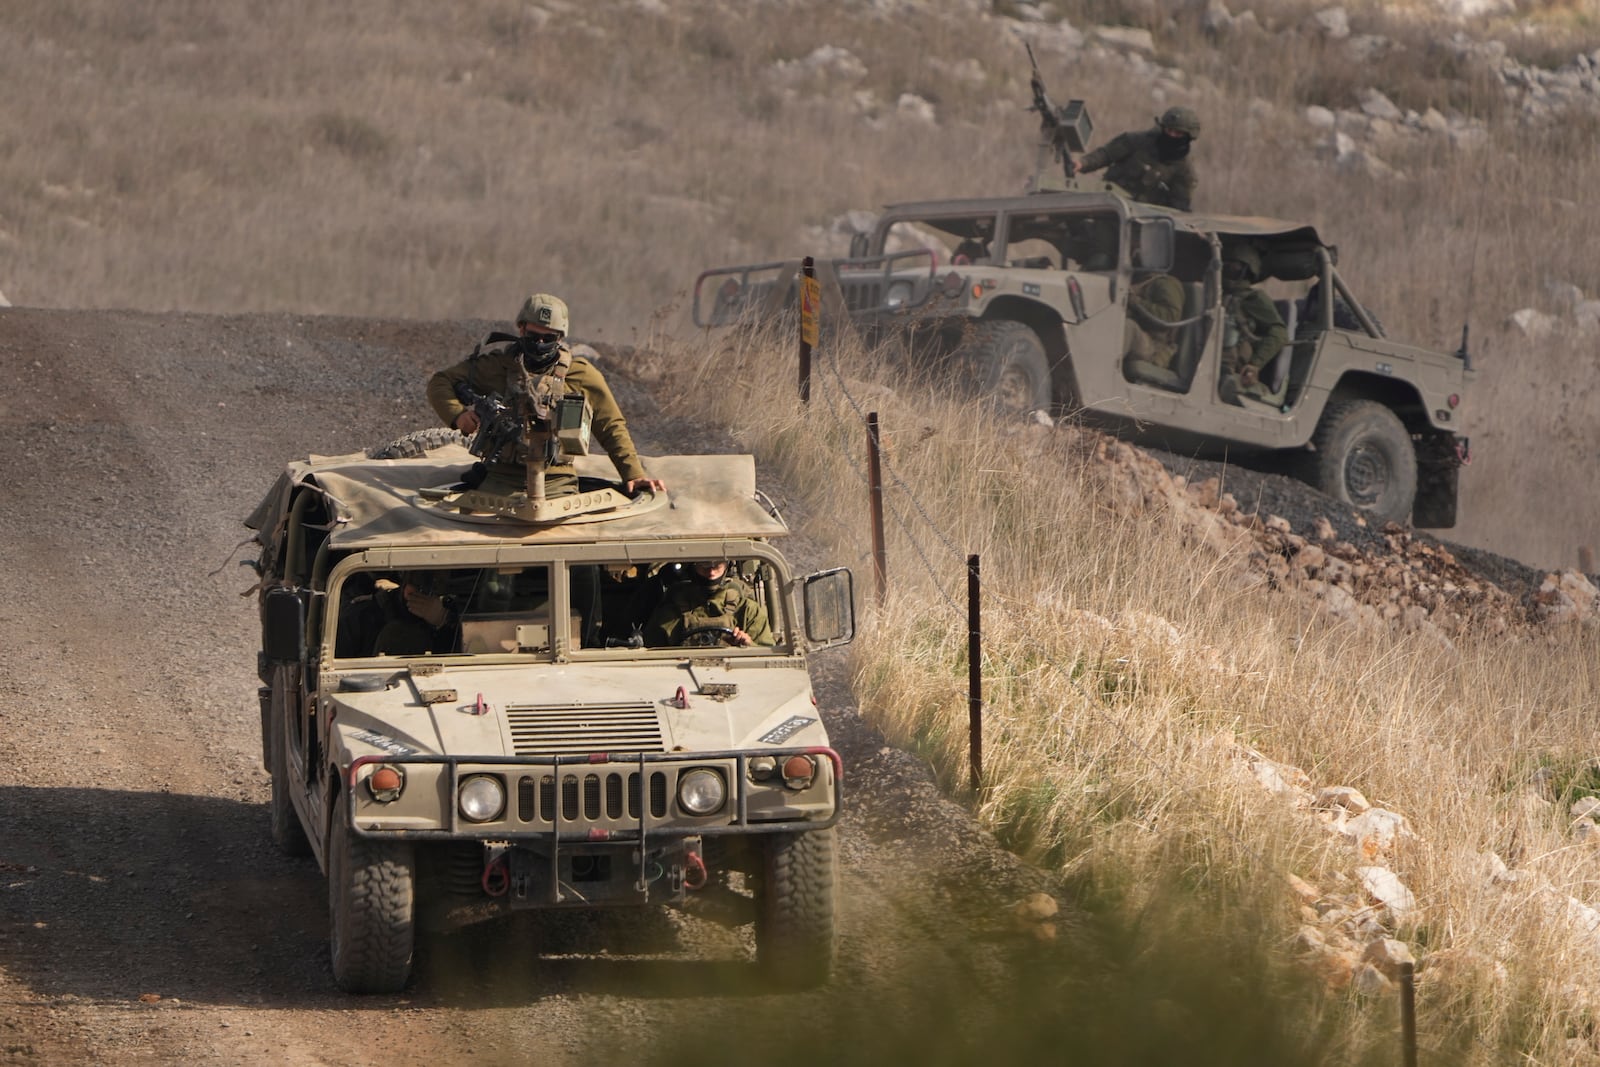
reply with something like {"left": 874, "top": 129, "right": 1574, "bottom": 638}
{"left": 452, "top": 381, "right": 523, "bottom": 466}
{"left": 1024, "top": 43, "right": 1093, "bottom": 191}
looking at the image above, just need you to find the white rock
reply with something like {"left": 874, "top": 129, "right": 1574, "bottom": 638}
{"left": 0, "top": 289, "right": 9, "bottom": 308}
{"left": 773, "top": 45, "right": 866, "bottom": 83}
{"left": 926, "top": 56, "right": 985, "bottom": 86}
{"left": 1352, "top": 963, "right": 1393, "bottom": 995}
{"left": 1507, "top": 308, "right": 1558, "bottom": 339}
{"left": 1092, "top": 26, "right": 1155, "bottom": 53}
{"left": 1362, "top": 937, "right": 1416, "bottom": 976}
{"left": 1358, "top": 88, "right": 1403, "bottom": 121}
{"left": 896, "top": 93, "right": 937, "bottom": 125}
{"left": 1307, "top": 7, "right": 1350, "bottom": 39}
{"left": 1201, "top": 0, "right": 1233, "bottom": 34}
{"left": 1355, "top": 865, "right": 1417, "bottom": 920}
{"left": 1305, "top": 105, "right": 1336, "bottom": 129}
{"left": 1418, "top": 107, "right": 1451, "bottom": 134}
{"left": 1248, "top": 754, "right": 1311, "bottom": 799}
{"left": 1342, "top": 808, "right": 1413, "bottom": 858}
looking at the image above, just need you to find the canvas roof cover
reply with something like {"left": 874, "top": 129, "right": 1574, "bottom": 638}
{"left": 246, "top": 448, "right": 788, "bottom": 549}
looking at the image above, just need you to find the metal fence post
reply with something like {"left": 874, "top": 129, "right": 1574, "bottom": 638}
{"left": 968, "top": 554, "right": 982, "bottom": 791}
{"left": 1400, "top": 960, "right": 1417, "bottom": 1067}
{"left": 798, "top": 257, "right": 818, "bottom": 404}
{"left": 866, "top": 412, "right": 887, "bottom": 607}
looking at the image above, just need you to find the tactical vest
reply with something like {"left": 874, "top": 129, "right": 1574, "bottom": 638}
{"left": 470, "top": 335, "right": 574, "bottom": 468}
{"left": 1222, "top": 292, "right": 1260, "bottom": 370}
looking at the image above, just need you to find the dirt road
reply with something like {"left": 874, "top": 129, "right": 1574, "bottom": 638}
{"left": 0, "top": 309, "right": 1055, "bottom": 1064}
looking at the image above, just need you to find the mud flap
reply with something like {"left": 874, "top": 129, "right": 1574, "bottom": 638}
{"left": 1412, "top": 435, "right": 1461, "bottom": 529}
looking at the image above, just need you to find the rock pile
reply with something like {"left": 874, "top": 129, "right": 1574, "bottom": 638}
{"left": 1064, "top": 426, "right": 1596, "bottom": 642}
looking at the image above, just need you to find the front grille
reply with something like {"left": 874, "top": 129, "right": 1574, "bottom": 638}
{"left": 840, "top": 282, "right": 882, "bottom": 311}
{"left": 513, "top": 770, "right": 671, "bottom": 824}
{"left": 504, "top": 701, "right": 664, "bottom": 756}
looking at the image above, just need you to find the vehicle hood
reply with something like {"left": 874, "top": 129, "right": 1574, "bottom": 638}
{"left": 327, "top": 658, "right": 826, "bottom": 761}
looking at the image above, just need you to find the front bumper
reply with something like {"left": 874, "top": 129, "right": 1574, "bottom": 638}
{"left": 345, "top": 748, "right": 841, "bottom": 842}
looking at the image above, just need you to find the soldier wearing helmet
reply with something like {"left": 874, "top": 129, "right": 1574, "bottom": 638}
{"left": 1217, "top": 245, "right": 1287, "bottom": 406}
{"left": 1068, "top": 105, "right": 1200, "bottom": 211}
{"left": 426, "top": 293, "right": 665, "bottom": 497}
{"left": 646, "top": 560, "right": 774, "bottom": 648}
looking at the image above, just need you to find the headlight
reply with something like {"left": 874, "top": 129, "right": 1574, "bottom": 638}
{"left": 884, "top": 280, "right": 913, "bottom": 309}
{"left": 458, "top": 775, "right": 506, "bottom": 822}
{"left": 748, "top": 755, "right": 778, "bottom": 782}
{"left": 677, "top": 768, "right": 727, "bottom": 816}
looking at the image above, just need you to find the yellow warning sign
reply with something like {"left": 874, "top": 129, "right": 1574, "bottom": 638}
{"left": 799, "top": 274, "right": 821, "bottom": 347}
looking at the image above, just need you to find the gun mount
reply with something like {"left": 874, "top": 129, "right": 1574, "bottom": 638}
{"left": 1025, "top": 43, "right": 1093, "bottom": 193}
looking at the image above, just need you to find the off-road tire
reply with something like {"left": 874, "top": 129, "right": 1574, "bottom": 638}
{"left": 329, "top": 791, "right": 416, "bottom": 994}
{"left": 267, "top": 676, "right": 311, "bottom": 857}
{"left": 366, "top": 427, "right": 465, "bottom": 460}
{"left": 754, "top": 827, "right": 837, "bottom": 988}
{"left": 1308, "top": 399, "right": 1416, "bottom": 526}
{"left": 965, "top": 321, "right": 1052, "bottom": 416}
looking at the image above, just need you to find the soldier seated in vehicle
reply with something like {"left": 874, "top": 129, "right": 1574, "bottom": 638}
{"left": 951, "top": 238, "right": 990, "bottom": 265}
{"left": 1122, "top": 269, "right": 1187, "bottom": 384}
{"left": 371, "top": 570, "right": 462, "bottom": 656}
{"left": 1217, "top": 245, "right": 1288, "bottom": 407}
{"left": 645, "top": 560, "right": 774, "bottom": 648}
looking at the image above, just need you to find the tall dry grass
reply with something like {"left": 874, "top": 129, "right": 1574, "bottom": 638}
{"left": 3, "top": 0, "right": 1595, "bottom": 564}
{"left": 641, "top": 320, "right": 1600, "bottom": 1062}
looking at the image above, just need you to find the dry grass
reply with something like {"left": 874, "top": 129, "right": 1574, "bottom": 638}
{"left": 649, "top": 322, "right": 1600, "bottom": 1062}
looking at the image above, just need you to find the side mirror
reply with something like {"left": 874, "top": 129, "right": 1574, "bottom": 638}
{"left": 1129, "top": 218, "right": 1175, "bottom": 272}
{"left": 262, "top": 586, "right": 306, "bottom": 665}
{"left": 801, "top": 568, "right": 855, "bottom": 648}
{"left": 848, "top": 233, "right": 870, "bottom": 259}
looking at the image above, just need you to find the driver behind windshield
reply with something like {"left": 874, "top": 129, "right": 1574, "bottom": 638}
{"left": 645, "top": 560, "right": 774, "bottom": 648}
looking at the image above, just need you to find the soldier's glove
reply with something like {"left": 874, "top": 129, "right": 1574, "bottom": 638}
{"left": 1238, "top": 365, "right": 1259, "bottom": 388}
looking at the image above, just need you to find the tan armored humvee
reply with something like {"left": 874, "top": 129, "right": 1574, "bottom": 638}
{"left": 245, "top": 445, "right": 854, "bottom": 994}
{"left": 694, "top": 183, "right": 1473, "bottom": 528}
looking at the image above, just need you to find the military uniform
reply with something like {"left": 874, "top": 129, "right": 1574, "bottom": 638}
{"left": 1123, "top": 272, "right": 1186, "bottom": 369}
{"left": 1220, "top": 287, "right": 1287, "bottom": 402}
{"left": 646, "top": 572, "right": 774, "bottom": 648}
{"left": 426, "top": 339, "right": 650, "bottom": 495}
{"left": 1076, "top": 128, "right": 1197, "bottom": 211}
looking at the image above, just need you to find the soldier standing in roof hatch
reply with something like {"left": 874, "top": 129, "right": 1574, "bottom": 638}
{"left": 1069, "top": 106, "right": 1201, "bottom": 212}
{"left": 426, "top": 293, "right": 665, "bottom": 498}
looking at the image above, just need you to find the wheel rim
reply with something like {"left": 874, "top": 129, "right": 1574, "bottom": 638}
{"left": 992, "top": 341, "right": 1039, "bottom": 414}
{"left": 1344, "top": 441, "right": 1391, "bottom": 507}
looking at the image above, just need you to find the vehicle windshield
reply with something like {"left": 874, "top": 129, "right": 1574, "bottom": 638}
{"left": 1001, "top": 209, "right": 1120, "bottom": 271}
{"left": 880, "top": 215, "right": 997, "bottom": 266}
{"left": 330, "top": 557, "right": 786, "bottom": 661}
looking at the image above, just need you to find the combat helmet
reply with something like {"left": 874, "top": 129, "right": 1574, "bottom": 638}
{"left": 1223, "top": 244, "right": 1262, "bottom": 283}
{"left": 1157, "top": 106, "right": 1201, "bottom": 139}
{"left": 516, "top": 293, "right": 569, "bottom": 336}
